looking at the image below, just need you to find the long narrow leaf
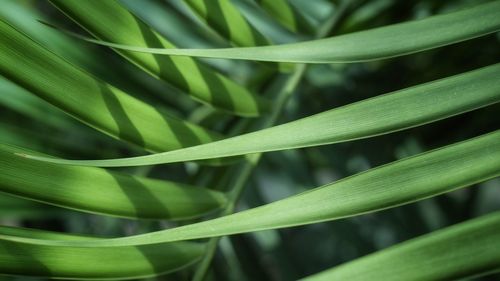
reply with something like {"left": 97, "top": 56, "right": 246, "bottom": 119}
{"left": 0, "top": 19, "right": 222, "bottom": 154}
{"left": 25, "top": 63, "right": 500, "bottom": 167}
{"left": 0, "top": 227, "right": 204, "bottom": 280}
{"left": 0, "top": 143, "right": 227, "bottom": 220}
{"left": 49, "top": 0, "right": 269, "bottom": 116}
{"left": 303, "top": 212, "right": 500, "bottom": 281}
{"left": 8, "top": 130, "right": 500, "bottom": 247}
{"left": 62, "top": 1, "right": 500, "bottom": 63}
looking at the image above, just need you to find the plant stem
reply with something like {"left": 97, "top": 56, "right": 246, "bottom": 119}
{"left": 191, "top": 65, "right": 305, "bottom": 281}
{"left": 191, "top": 3, "right": 349, "bottom": 279}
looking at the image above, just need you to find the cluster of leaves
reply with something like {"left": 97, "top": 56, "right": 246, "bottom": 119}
{"left": 0, "top": 0, "right": 499, "bottom": 280}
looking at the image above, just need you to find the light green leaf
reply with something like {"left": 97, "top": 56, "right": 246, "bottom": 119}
{"left": 303, "top": 211, "right": 500, "bottom": 281}
{"left": 182, "top": 0, "right": 293, "bottom": 72}
{"left": 0, "top": 19, "right": 223, "bottom": 154}
{"left": 0, "top": 0, "right": 179, "bottom": 111}
{"left": 0, "top": 227, "right": 204, "bottom": 280}
{"left": 0, "top": 143, "right": 227, "bottom": 220}
{"left": 64, "top": 1, "right": 500, "bottom": 63}
{"left": 184, "top": 0, "right": 270, "bottom": 46}
{"left": 49, "top": 0, "right": 269, "bottom": 116}
{"left": 26, "top": 63, "right": 500, "bottom": 167}
{"left": 8, "top": 130, "right": 500, "bottom": 247}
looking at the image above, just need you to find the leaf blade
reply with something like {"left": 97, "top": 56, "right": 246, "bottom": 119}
{"left": 0, "top": 18, "right": 222, "bottom": 154}
{"left": 257, "top": 0, "right": 314, "bottom": 34}
{"left": 60, "top": 1, "right": 500, "bottom": 63}
{"left": 0, "top": 227, "right": 204, "bottom": 280}
{"left": 0, "top": 143, "right": 227, "bottom": 220}
{"left": 303, "top": 212, "right": 500, "bottom": 281}
{"left": 27, "top": 63, "right": 500, "bottom": 167}
{"left": 8, "top": 130, "right": 500, "bottom": 246}
{"left": 185, "top": 0, "right": 270, "bottom": 46}
{"left": 49, "top": 0, "right": 269, "bottom": 116}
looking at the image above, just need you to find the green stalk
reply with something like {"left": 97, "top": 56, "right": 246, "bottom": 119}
{"left": 191, "top": 3, "right": 348, "bottom": 279}
{"left": 192, "top": 64, "right": 305, "bottom": 281}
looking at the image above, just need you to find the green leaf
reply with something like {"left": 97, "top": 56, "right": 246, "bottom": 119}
{"left": 182, "top": 0, "right": 293, "bottom": 72}
{"left": 303, "top": 211, "right": 500, "bottom": 281}
{"left": 0, "top": 76, "right": 73, "bottom": 130}
{"left": 0, "top": 143, "right": 227, "bottom": 220}
{"left": 257, "top": 0, "right": 314, "bottom": 34}
{"left": 0, "top": 19, "right": 224, "bottom": 154}
{"left": 0, "top": 77, "right": 137, "bottom": 158}
{"left": 0, "top": 226, "right": 101, "bottom": 241}
{"left": 0, "top": 194, "right": 65, "bottom": 219}
{"left": 49, "top": 0, "right": 269, "bottom": 116}
{"left": 28, "top": 63, "right": 500, "bottom": 167}
{"left": 65, "top": 1, "right": 500, "bottom": 63}
{"left": 0, "top": 0, "right": 176, "bottom": 110}
{"left": 229, "top": 0, "right": 305, "bottom": 44}
{"left": 258, "top": 0, "right": 297, "bottom": 32}
{"left": 0, "top": 227, "right": 204, "bottom": 280}
{"left": 0, "top": 0, "right": 93, "bottom": 70}
{"left": 9, "top": 130, "right": 500, "bottom": 246}
{"left": 184, "top": 0, "right": 270, "bottom": 46}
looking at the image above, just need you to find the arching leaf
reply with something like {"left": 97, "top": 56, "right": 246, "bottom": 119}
{"left": 62, "top": 1, "right": 500, "bottom": 63}
{"left": 0, "top": 143, "right": 227, "bottom": 220}
{"left": 8, "top": 130, "right": 500, "bottom": 246}
{"left": 0, "top": 227, "right": 204, "bottom": 280}
{"left": 49, "top": 0, "right": 270, "bottom": 116}
{"left": 303, "top": 212, "right": 500, "bottom": 281}
{"left": 25, "top": 63, "right": 500, "bottom": 167}
{"left": 0, "top": 19, "right": 222, "bottom": 154}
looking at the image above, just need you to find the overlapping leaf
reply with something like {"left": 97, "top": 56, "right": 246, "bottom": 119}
{"left": 256, "top": 0, "right": 314, "bottom": 34}
{"left": 0, "top": 194, "right": 64, "bottom": 219}
{"left": 0, "top": 143, "right": 226, "bottom": 220}
{"left": 183, "top": 0, "right": 293, "bottom": 72}
{"left": 0, "top": 1, "right": 498, "bottom": 279}
{"left": 0, "top": 19, "right": 223, "bottom": 154}
{"left": 184, "top": 0, "right": 269, "bottom": 46}
{"left": 68, "top": 1, "right": 500, "bottom": 63}
{"left": 8, "top": 130, "right": 500, "bottom": 247}
{"left": 49, "top": 0, "right": 269, "bottom": 116}
{"left": 26, "top": 63, "right": 500, "bottom": 167}
{"left": 303, "top": 212, "right": 500, "bottom": 281}
{"left": 0, "top": 227, "right": 203, "bottom": 280}
{"left": 0, "top": 77, "right": 73, "bottom": 130}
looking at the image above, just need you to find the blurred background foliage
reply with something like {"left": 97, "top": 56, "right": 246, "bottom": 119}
{"left": 0, "top": 0, "right": 498, "bottom": 280}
